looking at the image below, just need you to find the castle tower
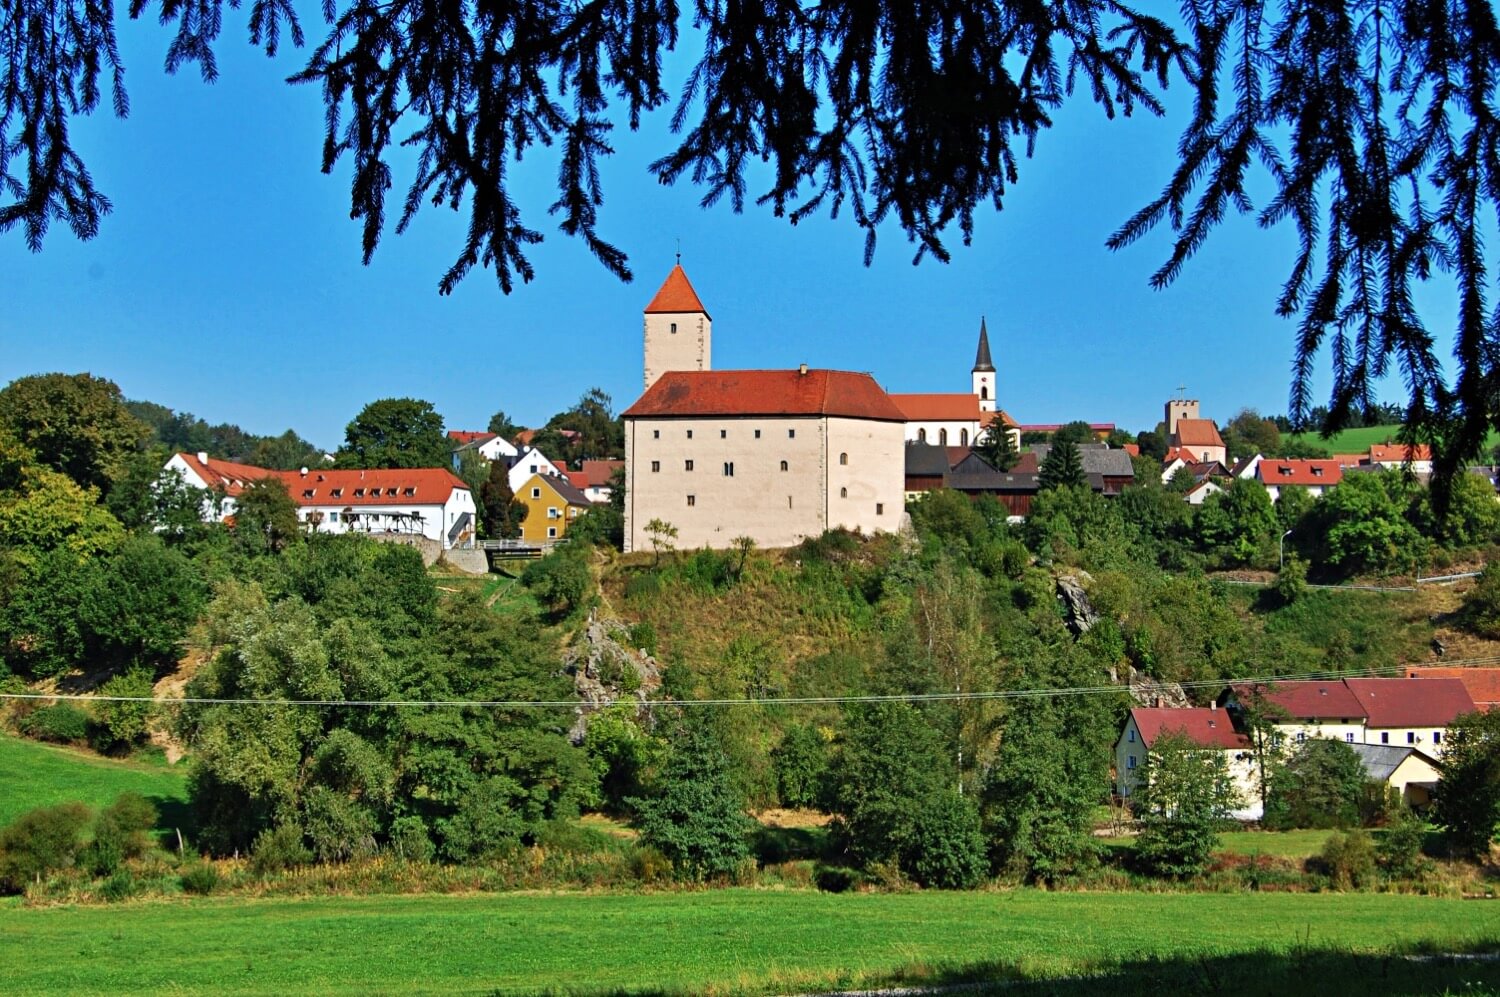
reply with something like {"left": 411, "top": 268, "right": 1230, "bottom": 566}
{"left": 643, "top": 263, "right": 711, "bottom": 392}
{"left": 971, "top": 317, "right": 996, "bottom": 413}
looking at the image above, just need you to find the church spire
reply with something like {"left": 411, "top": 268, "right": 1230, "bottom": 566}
{"left": 972, "top": 317, "right": 995, "bottom": 372}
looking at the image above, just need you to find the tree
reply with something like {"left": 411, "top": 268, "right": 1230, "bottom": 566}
{"left": 335, "top": 399, "right": 448, "bottom": 469}
{"left": 1132, "top": 732, "right": 1241, "bottom": 877}
{"left": 77, "top": 534, "right": 207, "bottom": 673}
{"left": 1432, "top": 710, "right": 1500, "bottom": 858}
{"left": 478, "top": 461, "right": 525, "bottom": 539}
{"left": 0, "top": 433, "right": 124, "bottom": 562}
{"left": 233, "top": 478, "right": 301, "bottom": 554}
{"left": 1195, "top": 479, "right": 1277, "bottom": 567}
{"left": 1222, "top": 409, "right": 1281, "bottom": 459}
{"left": 0, "top": 374, "right": 148, "bottom": 493}
{"left": 974, "top": 426, "right": 1019, "bottom": 472}
{"left": 644, "top": 518, "right": 677, "bottom": 566}
{"left": 772, "top": 723, "right": 830, "bottom": 810}
{"left": 1307, "top": 472, "right": 1426, "bottom": 577}
{"left": 1263, "top": 738, "right": 1368, "bottom": 831}
{"left": 249, "top": 430, "right": 324, "bottom": 471}
{"left": 1052, "top": 421, "right": 1095, "bottom": 446}
{"left": 630, "top": 718, "right": 754, "bottom": 881}
{"left": 1038, "top": 440, "right": 1086, "bottom": 491}
{"left": 487, "top": 410, "right": 521, "bottom": 439}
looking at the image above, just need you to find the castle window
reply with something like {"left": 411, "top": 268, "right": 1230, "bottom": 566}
{"left": 918, "top": 429, "right": 927, "bottom": 442}
{"left": 780, "top": 460, "right": 788, "bottom": 472}
{"left": 754, "top": 429, "right": 761, "bottom": 439}
{"left": 723, "top": 462, "right": 735, "bottom": 477}
{"left": 653, "top": 430, "right": 660, "bottom": 439}
{"left": 876, "top": 503, "right": 884, "bottom": 515}
{"left": 788, "top": 429, "right": 795, "bottom": 439}
{"left": 720, "top": 429, "right": 727, "bottom": 439}
{"left": 687, "top": 494, "right": 696, "bottom": 507}
{"left": 939, "top": 429, "right": 949, "bottom": 445}
{"left": 684, "top": 460, "right": 694, "bottom": 471}
{"left": 840, "top": 487, "right": 847, "bottom": 498}
{"left": 686, "top": 429, "right": 693, "bottom": 439}
{"left": 670, "top": 322, "right": 677, "bottom": 334}
{"left": 787, "top": 496, "right": 793, "bottom": 509}
{"left": 960, "top": 430, "right": 969, "bottom": 446}
{"left": 651, "top": 461, "right": 660, "bottom": 473}
{"left": 839, "top": 452, "right": 848, "bottom": 465}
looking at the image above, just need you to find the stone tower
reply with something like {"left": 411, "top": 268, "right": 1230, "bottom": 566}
{"left": 971, "top": 317, "right": 996, "bottom": 413}
{"left": 1165, "top": 397, "right": 1200, "bottom": 436}
{"left": 643, "top": 263, "right": 711, "bottom": 392}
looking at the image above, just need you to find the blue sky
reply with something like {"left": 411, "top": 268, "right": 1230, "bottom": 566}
{"left": 2, "top": 16, "right": 1436, "bottom": 451}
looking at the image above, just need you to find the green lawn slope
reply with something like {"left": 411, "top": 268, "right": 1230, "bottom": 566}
{"left": 1288, "top": 423, "right": 1500, "bottom": 454}
{"left": 1, "top": 890, "right": 1495, "bottom": 994}
{"left": 0, "top": 734, "right": 189, "bottom": 830}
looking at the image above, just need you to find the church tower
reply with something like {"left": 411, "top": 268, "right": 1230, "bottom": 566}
{"left": 971, "top": 317, "right": 996, "bottom": 413}
{"left": 643, "top": 262, "right": 712, "bottom": 392}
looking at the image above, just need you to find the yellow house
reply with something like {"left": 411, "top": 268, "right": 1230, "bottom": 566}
{"left": 517, "top": 473, "right": 592, "bottom": 543}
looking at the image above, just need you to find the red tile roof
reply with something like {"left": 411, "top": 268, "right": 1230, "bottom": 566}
{"left": 982, "top": 409, "right": 1020, "bottom": 429}
{"left": 1128, "top": 708, "right": 1250, "bottom": 750}
{"left": 1343, "top": 677, "right": 1475, "bottom": 728}
{"left": 175, "top": 454, "right": 469, "bottom": 506}
{"left": 644, "top": 263, "right": 710, "bottom": 316}
{"left": 1331, "top": 453, "right": 1366, "bottom": 468}
{"left": 1173, "top": 419, "right": 1225, "bottom": 448}
{"left": 580, "top": 459, "right": 624, "bottom": 486}
{"left": 447, "top": 430, "right": 492, "bottom": 444}
{"left": 1122, "top": 443, "right": 1140, "bottom": 456}
{"left": 1368, "top": 443, "right": 1433, "bottom": 464}
{"left": 1407, "top": 667, "right": 1500, "bottom": 711}
{"left": 1257, "top": 459, "right": 1344, "bottom": 487}
{"left": 622, "top": 369, "right": 907, "bottom": 422}
{"left": 564, "top": 470, "right": 590, "bottom": 491}
{"left": 1232, "top": 680, "right": 1366, "bottom": 720}
{"left": 889, "top": 393, "right": 981, "bottom": 422}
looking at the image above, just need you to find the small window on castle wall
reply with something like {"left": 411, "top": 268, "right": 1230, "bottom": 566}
{"left": 840, "top": 487, "right": 847, "bottom": 498}
{"left": 720, "top": 429, "right": 727, "bottom": 439}
{"left": 651, "top": 461, "right": 660, "bottom": 472}
{"left": 686, "top": 429, "right": 693, "bottom": 439}
{"left": 723, "top": 462, "right": 735, "bottom": 477}
{"left": 839, "top": 452, "right": 848, "bottom": 465}
{"left": 653, "top": 430, "right": 660, "bottom": 439}
{"left": 780, "top": 460, "right": 788, "bottom": 472}
{"left": 687, "top": 495, "right": 696, "bottom": 507}
{"left": 876, "top": 503, "right": 884, "bottom": 515}
{"left": 754, "top": 429, "right": 761, "bottom": 439}
{"left": 788, "top": 429, "right": 795, "bottom": 439}
{"left": 685, "top": 460, "right": 694, "bottom": 471}
{"left": 670, "top": 322, "right": 677, "bottom": 334}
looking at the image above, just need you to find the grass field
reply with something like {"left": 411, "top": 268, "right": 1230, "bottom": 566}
{"left": 1288, "top": 423, "right": 1500, "bottom": 454}
{"left": 1100, "top": 828, "right": 1342, "bottom": 858}
{"left": 2, "top": 889, "right": 1497, "bottom": 994}
{"left": 0, "top": 734, "right": 189, "bottom": 830}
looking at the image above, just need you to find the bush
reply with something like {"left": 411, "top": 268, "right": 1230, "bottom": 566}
{"left": 88, "top": 668, "right": 156, "bottom": 754}
{"left": 1378, "top": 811, "right": 1429, "bottom": 879}
{"left": 904, "top": 792, "right": 987, "bottom": 889}
{"left": 628, "top": 621, "right": 658, "bottom": 657}
{"left": 772, "top": 724, "right": 830, "bottom": 810}
{"left": 0, "top": 802, "right": 91, "bottom": 891}
{"left": 813, "top": 864, "right": 862, "bottom": 893}
{"left": 83, "top": 793, "right": 158, "bottom": 876}
{"left": 97, "top": 869, "right": 137, "bottom": 901}
{"left": 1315, "top": 829, "right": 1377, "bottom": 889}
{"left": 388, "top": 816, "right": 434, "bottom": 863}
{"left": 521, "top": 548, "right": 593, "bottom": 615}
{"left": 630, "top": 720, "right": 754, "bottom": 881}
{"left": 249, "top": 824, "right": 312, "bottom": 874}
{"left": 19, "top": 703, "right": 91, "bottom": 743}
{"left": 179, "top": 863, "right": 221, "bottom": 895}
{"left": 302, "top": 787, "right": 378, "bottom": 863}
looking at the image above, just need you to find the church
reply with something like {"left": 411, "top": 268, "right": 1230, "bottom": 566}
{"left": 620, "top": 264, "right": 1014, "bottom": 552}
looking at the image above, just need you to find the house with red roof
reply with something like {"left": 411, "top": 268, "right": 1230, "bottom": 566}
{"left": 1407, "top": 667, "right": 1500, "bottom": 712}
{"left": 1366, "top": 443, "right": 1433, "bottom": 473}
{"left": 1254, "top": 459, "right": 1343, "bottom": 501}
{"left": 1219, "top": 677, "right": 1476, "bottom": 756}
{"left": 448, "top": 430, "right": 517, "bottom": 463}
{"left": 1115, "top": 707, "right": 1261, "bottom": 819}
{"left": 166, "top": 452, "right": 476, "bottom": 549}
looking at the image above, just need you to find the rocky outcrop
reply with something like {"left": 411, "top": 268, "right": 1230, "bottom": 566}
{"left": 563, "top": 613, "right": 662, "bottom": 743}
{"left": 1126, "top": 666, "right": 1190, "bottom": 710}
{"left": 1055, "top": 572, "right": 1099, "bottom": 636}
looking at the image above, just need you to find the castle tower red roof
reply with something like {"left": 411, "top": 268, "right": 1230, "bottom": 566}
{"left": 645, "top": 263, "right": 710, "bottom": 317}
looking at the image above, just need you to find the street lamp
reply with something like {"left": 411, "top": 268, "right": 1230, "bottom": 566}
{"left": 1279, "top": 529, "right": 1293, "bottom": 570}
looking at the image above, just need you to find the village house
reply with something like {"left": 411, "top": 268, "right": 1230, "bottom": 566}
{"left": 1348, "top": 744, "right": 1443, "bottom": 809}
{"left": 1255, "top": 458, "right": 1344, "bottom": 501}
{"left": 1367, "top": 443, "right": 1434, "bottom": 474}
{"left": 165, "top": 452, "right": 477, "bottom": 549}
{"left": 1115, "top": 706, "right": 1261, "bottom": 820}
{"left": 1219, "top": 677, "right": 1476, "bottom": 756}
{"left": 448, "top": 430, "right": 518, "bottom": 463}
{"left": 567, "top": 460, "right": 624, "bottom": 505}
{"left": 1406, "top": 667, "right": 1500, "bottom": 711}
{"left": 516, "top": 473, "right": 592, "bottom": 543}
{"left": 506, "top": 446, "right": 568, "bottom": 495}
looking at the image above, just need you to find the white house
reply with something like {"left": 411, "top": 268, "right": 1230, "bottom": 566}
{"left": 1115, "top": 707, "right": 1261, "bottom": 820}
{"left": 506, "top": 446, "right": 567, "bottom": 494}
{"left": 166, "top": 452, "right": 477, "bottom": 549}
{"left": 1184, "top": 478, "right": 1225, "bottom": 505}
{"left": 1255, "top": 459, "right": 1343, "bottom": 501}
{"left": 1366, "top": 443, "right": 1433, "bottom": 474}
{"left": 449, "top": 430, "right": 518, "bottom": 463}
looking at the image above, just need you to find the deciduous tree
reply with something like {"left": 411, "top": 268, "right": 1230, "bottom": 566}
{"left": 335, "top": 398, "right": 448, "bottom": 469}
{"left": 0, "top": 374, "right": 148, "bottom": 494}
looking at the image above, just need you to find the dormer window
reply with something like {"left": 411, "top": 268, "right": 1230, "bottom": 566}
{"left": 385, "top": 487, "right": 398, "bottom": 496}
{"left": 1279, "top": 466, "right": 1292, "bottom": 476}
{"left": 1311, "top": 467, "right": 1323, "bottom": 476}
{"left": 331, "top": 488, "right": 343, "bottom": 498}
{"left": 403, "top": 487, "right": 416, "bottom": 496}
{"left": 302, "top": 489, "right": 315, "bottom": 498}
{"left": 354, "top": 488, "right": 365, "bottom": 497}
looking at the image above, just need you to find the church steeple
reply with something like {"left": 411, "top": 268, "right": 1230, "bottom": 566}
{"left": 972, "top": 317, "right": 995, "bottom": 373}
{"left": 972, "top": 317, "right": 996, "bottom": 412}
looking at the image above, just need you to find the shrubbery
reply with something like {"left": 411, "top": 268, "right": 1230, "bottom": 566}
{"left": 19, "top": 703, "right": 90, "bottom": 743}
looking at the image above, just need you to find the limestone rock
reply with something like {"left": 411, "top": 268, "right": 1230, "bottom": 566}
{"left": 1127, "top": 666, "right": 1189, "bottom": 710}
{"left": 1055, "top": 572, "right": 1099, "bottom": 636}
{"left": 563, "top": 612, "right": 662, "bottom": 743}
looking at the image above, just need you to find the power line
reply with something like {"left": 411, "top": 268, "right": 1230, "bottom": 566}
{"left": 0, "top": 662, "right": 1434, "bottom": 711}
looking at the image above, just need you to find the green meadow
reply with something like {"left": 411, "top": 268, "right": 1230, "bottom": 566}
{"left": 2, "top": 889, "right": 1497, "bottom": 995}
{"left": 0, "top": 734, "right": 189, "bottom": 829}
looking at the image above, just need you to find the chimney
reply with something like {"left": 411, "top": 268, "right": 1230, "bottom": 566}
{"left": 196, "top": 451, "right": 209, "bottom": 464}
{"left": 798, "top": 363, "right": 808, "bottom": 375}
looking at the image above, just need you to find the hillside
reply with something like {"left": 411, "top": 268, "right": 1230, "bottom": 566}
{"left": 1287, "top": 423, "right": 1500, "bottom": 454}
{"left": 0, "top": 734, "right": 189, "bottom": 829}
